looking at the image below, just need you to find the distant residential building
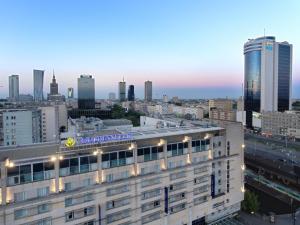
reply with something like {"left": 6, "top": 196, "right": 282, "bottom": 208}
{"left": 8, "top": 75, "right": 19, "bottom": 101}
{"left": 171, "top": 96, "right": 180, "bottom": 104}
{"left": 208, "top": 99, "right": 233, "bottom": 111}
{"left": 33, "top": 69, "right": 44, "bottom": 101}
{"left": 119, "top": 78, "right": 126, "bottom": 102}
{"left": 237, "top": 96, "right": 244, "bottom": 111}
{"left": 78, "top": 75, "right": 95, "bottom": 109}
{"left": 261, "top": 111, "right": 300, "bottom": 136}
{"left": 0, "top": 109, "right": 41, "bottom": 146}
{"left": 244, "top": 36, "right": 292, "bottom": 127}
{"left": 172, "top": 105, "right": 204, "bottom": 119}
{"left": 144, "top": 80, "right": 152, "bottom": 101}
{"left": 39, "top": 106, "right": 59, "bottom": 142}
{"left": 127, "top": 85, "right": 135, "bottom": 101}
{"left": 163, "top": 94, "right": 168, "bottom": 103}
{"left": 209, "top": 109, "right": 237, "bottom": 121}
{"left": 108, "top": 92, "right": 116, "bottom": 101}
{"left": 19, "top": 94, "right": 34, "bottom": 102}
{"left": 67, "top": 87, "right": 74, "bottom": 99}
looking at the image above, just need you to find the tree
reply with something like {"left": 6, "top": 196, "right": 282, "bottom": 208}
{"left": 242, "top": 190, "right": 260, "bottom": 214}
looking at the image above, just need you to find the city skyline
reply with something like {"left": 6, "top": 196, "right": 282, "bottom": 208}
{"left": 0, "top": 1, "right": 300, "bottom": 99}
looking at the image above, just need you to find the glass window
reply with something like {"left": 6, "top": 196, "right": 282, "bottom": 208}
{"left": 102, "top": 154, "right": 109, "bottom": 162}
{"left": 119, "top": 151, "right": 126, "bottom": 159}
{"left": 137, "top": 148, "right": 144, "bottom": 156}
{"left": 80, "top": 157, "right": 89, "bottom": 165}
{"left": 60, "top": 159, "right": 69, "bottom": 168}
{"left": 110, "top": 152, "right": 118, "bottom": 160}
{"left": 44, "top": 162, "right": 54, "bottom": 171}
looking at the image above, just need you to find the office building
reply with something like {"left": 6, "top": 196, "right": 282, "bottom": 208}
{"left": 261, "top": 111, "right": 300, "bottom": 136}
{"left": 108, "top": 92, "right": 116, "bottom": 101}
{"left": 78, "top": 75, "right": 95, "bottom": 109}
{"left": 0, "top": 109, "right": 41, "bottom": 146}
{"left": 145, "top": 80, "right": 152, "bottom": 102}
{"left": 119, "top": 79, "right": 126, "bottom": 102}
{"left": 50, "top": 73, "right": 58, "bottom": 95}
{"left": 33, "top": 69, "right": 44, "bottom": 102}
{"left": 8, "top": 75, "right": 19, "bottom": 101}
{"left": 244, "top": 36, "right": 293, "bottom": 127}
{"left": 209, "top": 109, "right": 236, "bottom": 121}
{"left": 67, "top": 88, "right": 74, "bottom": 99}
{"left": 0, "top": 120, "right": 244, "bottom": 225}
{"left": 128, "top": 85, "right": 135, "bottom": 101}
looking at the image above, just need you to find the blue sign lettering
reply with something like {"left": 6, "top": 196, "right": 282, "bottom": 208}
{"left": 79, "top": 133, "right": 133, "bottom": 145}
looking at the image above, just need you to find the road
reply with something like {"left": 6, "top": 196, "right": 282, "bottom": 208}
{"left": 245, "top": 139, "right": 300, "bottom": 166}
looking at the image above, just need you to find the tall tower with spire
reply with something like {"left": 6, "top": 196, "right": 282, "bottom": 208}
{"left": 50, "top": 70, "right": 58, "bottom": 95}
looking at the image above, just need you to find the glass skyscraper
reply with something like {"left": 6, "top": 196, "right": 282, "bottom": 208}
{"left": 33, "top": 69, "right": 44, "bottom": 102}
{"left": 78, "top": 75, "right": 95, "bottom": 109}
{"left": 244, "top": 36, "right": 292, "bottom": 128}
{"left": 127, "top": 85, "right": 135, "bottom": 101}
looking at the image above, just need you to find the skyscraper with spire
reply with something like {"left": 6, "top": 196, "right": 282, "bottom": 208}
{"left": 50, "top": 71, "right": 58, "bottom": 95}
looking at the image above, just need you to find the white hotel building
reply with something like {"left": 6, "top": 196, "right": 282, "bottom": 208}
{"left": 0, "top": 121, "right": 244, "bottom": 225}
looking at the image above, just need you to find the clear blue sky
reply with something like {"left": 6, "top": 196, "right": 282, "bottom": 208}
{"left": 0, "top": 0, "right": 299, "bottom": 99}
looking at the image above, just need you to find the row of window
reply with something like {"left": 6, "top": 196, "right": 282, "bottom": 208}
{"left": 14, "top": 203, "right": 51, "bottom": 220}
{"left": 65, "top": 206, "right": 95, "bottom": 222}
{"left": 102, "top": 151, "right": 134, "bottom": 168}
{"left": 137, "top": 146, "right": 164, "bottom": 162}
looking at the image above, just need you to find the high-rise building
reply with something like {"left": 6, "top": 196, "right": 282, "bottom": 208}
{"left": 127, "top": 85, "right": 135, "bottom": 101}
{"left": 119, "top": 78, "right": 126, "bottom": 102}
{"left": 144, "top": 80, "right": 152, "bottom": 101}
{"left": 8, "top": 75, "right": 19, "bottom": 101}
{"left": 67, "top": 87, "right": 74, "bottom": 99}
{"left": 50, "top": 72, "right": 58, "bottom": 95}
{"left": 78, "top": 75, "right": 95, "bottom": 109}
{"left": 33, "top": 69, "right": 44, "bottom": 101}
{"left": 108, "top": 92, "right": 116, "bottom": 101}
{"left": 244, "top": 36, "right": 292, "bottom": 127}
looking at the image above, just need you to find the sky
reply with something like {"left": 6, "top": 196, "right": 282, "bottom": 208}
{"left": 0, "top": 0, "right": 300, "bottom": 99}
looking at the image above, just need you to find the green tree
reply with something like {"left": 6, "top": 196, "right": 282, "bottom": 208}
{"left": 242, "top": 190, "right": 260, "bottom": 214}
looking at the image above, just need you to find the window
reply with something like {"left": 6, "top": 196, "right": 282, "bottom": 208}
{"left": 14, "top": 209, "right": 27, "bottom": 219}
{"left": 37, "top": 203, "right": 50, "bottom": 214}
{"left": 14, "top": 191, "right": 27, "bottom": 202}
{"left": 141, "top": 188, "right": 161, "bottom": 200}
{"left": 107, "top": 184, "right": 130, "bottom": 196}
{"left": 66, "top": 211, "right": 74, "bottom": 222}
{"left": 65, "top": 182, "right": 72, "bottom": 191}
{"left": 37, "top": 187, "right": 50, "bottom": 197}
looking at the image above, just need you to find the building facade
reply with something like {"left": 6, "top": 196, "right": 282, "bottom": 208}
{"left": 40, "top": 106, "right": 59, "bottom": 143}
{"left": 8, "top": 75, "right": 19, "bottom": 102}
{"left": 128, "top": 85, "right": 135, "bottom": 102}
{"left": 33, "top": 70, "right": 44, "bottom": 102}
{"left": 244, "top": 36, "right": 293, "bottom": 127}
{"left": 261, "top": 111, "right": 300, "bottom": 136}
{"left": 0, "top": 109, "right": 41, "bottom": 146}
{"left": 68, "top": 88, "right": 74, "bottom": 99}
{"left": 145, "top": 81, "right": 152, "bottom": 102}
{"left": 50, "top": 74, "right": 58, "bottom": 95}
{"left": 78, "top": 75, "right": 95, "bottom": 109}
{"left": 0, "top": 122, "right": 244, "bottom": 225}
{"left": 119, "top": 80, "right": 126, "bottom": 102}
